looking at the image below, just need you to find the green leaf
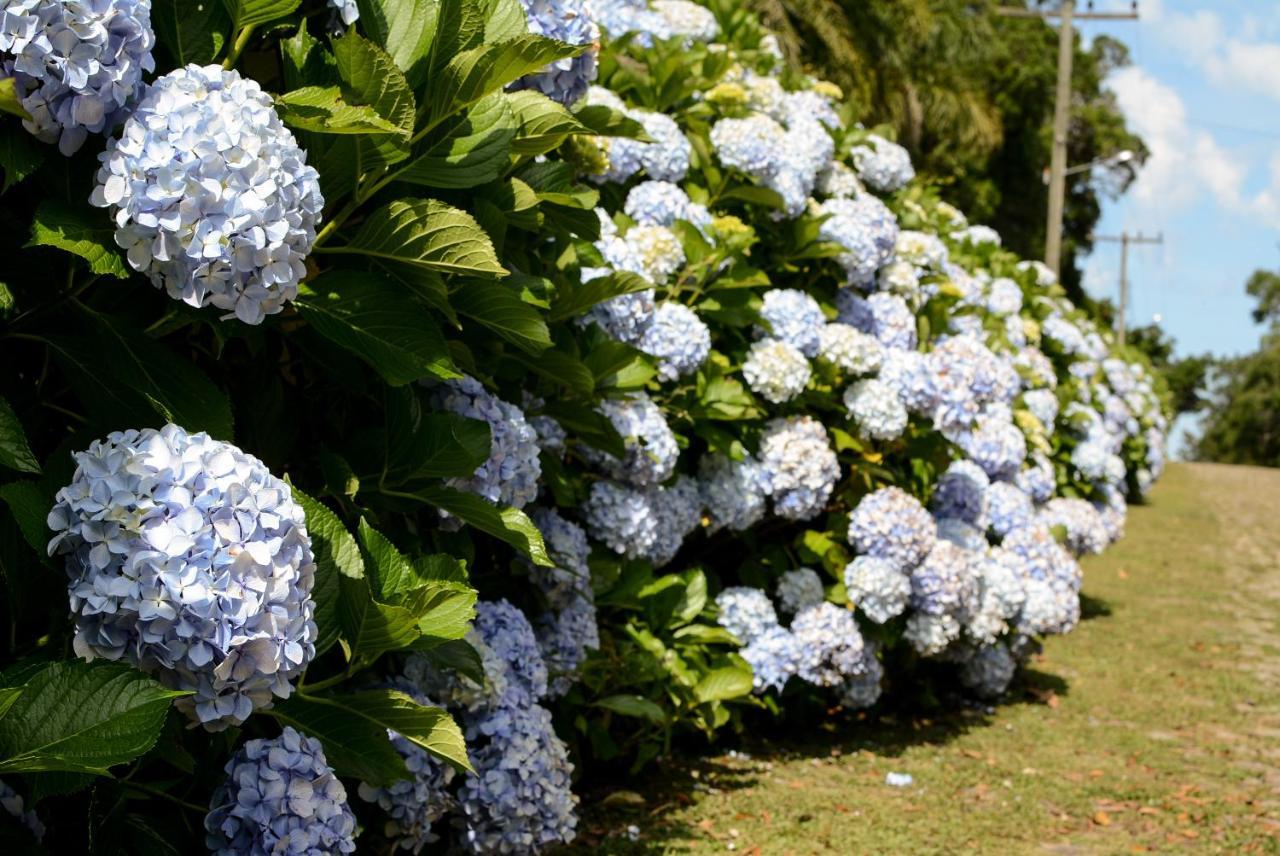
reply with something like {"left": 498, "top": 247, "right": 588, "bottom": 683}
{"left": 27, "top": 200, "right": 128, "bottom": 279}
{"left": 0, "top": 687, "right": 21, "bottom": 722}
{"left": 357, "top": 518, "right": 419, "bottom": 600}
{"left": 593, "top": 695, "right": 667, "bottom": 725}
{"left": 0, "top": 482, "right": 49, "bottom": 560}
{"left": 521, "top": 348, "right": 595, "bottom": 397}
{"left": 152, "top": 0, "right": 228, "bottom": 66}
{"left": 276, "top": 86, "right": 404, "bottom": 135}
{"left": 222, "top": 0, "right": 300, "bottom": 29}
{"left": 296, "top": 270, "right": 459, "bottom": 386}
{"left": 413, "top": 484, "right": 552, "bottom": 566}
{"left": 693, "top": 664, "right": 753, "bottom": 704}
{"left": 355, "top": 0, "right": 439, "bottom": 88}
{"left": 432, "top": 35, "right": 585, "bottom": 123}
{"left": 272, "top": 689, "right": 471, "bottom": 783}
{"left": 574, "top": 103, "right": 649, "bottom": 139}
{"left": 451, "top": 279, "right": 552, "bottom": 355}
{"left": 395, "top": 94, "right": 516, "bottom": 189}
{"left": 45, "top": 306, "right": 234, "bottom": 440}
{"left": 0, "top": 661, "right": 185, "bottom": 775}
{"left": 337, "top": 573, "right": 423, "bottom": 665}
{"left": 0, "top": 126, "right": 41, "bottom": 192}
{"left": 410, "top": 638, "right": 484, "bottom": 685}
{"left": 508, "top": 91, "right": 590, "bottom": 156}
{"left": 0, "top": 399, "right": 38, "bottom": 475}
{"left": 548, "top": 271, "right": 651, "bottom": 323}
{"left": 332, "top": 32, "right": 416, "bottom": 170}
{"left": 292, "top": 488, "right": 363, "bottom": 656}
{"left": 0, "top": 78, "right": 29, "bottom": 120}
{"left": 583, "top": 338, "right": 656, "bottom": 391}
{"left": 398, "top": 412, "right": 492, "bottom": 480}
{"left": 332, "top": 198, "right": 507, "bottom": 277}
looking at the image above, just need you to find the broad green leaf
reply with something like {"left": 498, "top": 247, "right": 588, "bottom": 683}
{"left": 0, "top": 399, "right": 38, "bottom": 474}
{"left": 0, "top": 687, "right": 20, "bottom": 722}
{"left": 272, "top": 689, "right": 470, "bottom": 782}
{"left": 521, "top": 348, "right": 595, "bottom": 397}
{"left": 395, "top": 94, "right": 516, "bottom": 189}
{"left": 548, "top": 271, "right": 651, "bottom": 323}
{"left": 357, "top": 519, "right": 418, "bottom": 600}
{"left": 452, "top": 280, "right": 552, "bottom": 355}
{"left": 45, "top": 306, "right": 234, "bottom": 440}
{"left": 425, "top": 0, "right": 490, "bottom": 73}
{"left": 376, "top": 262, "right": 457, "bottom": 326}
{"left": 410, "top": 638, "right": 484, "bottom": 684}
{"left": 483, "top": 0, "right": 528, "bottom": 42}
{"left": 333, "top": 32, "right": 416, "bottom": 169}
{"left": 0, "top": 482, "right": 49, "bottom": 560}
{"left": 355, "top": 0, "right": 438, "bottom": 88}
{"left": 593, "top": 695, "right": 667, "bottom": 725}
{"left": 574, "top": 103, "right": 649, "bottom": 140}
{"left": 693, "top": 664, "right": 753, "bottom": 704}
{"left": 292, "top": 488, "right": 363, "bottom": 656}
{"left": 222, "top": 0, "right": 299, "bottom": 29}
{"left": 508, "top": 90, "right": 590, "bottom": 156}
{"left": 276, "top": 86, "right": 404, "bottom": 135}
{"left": 0, "top": 661, "right": 185, "bottom": 775}
{"left": 296, "top": 270, "right": 459, "bottom": 386}
{"left": 432, "top": 35, "right": 585, "bottom": 123}
{"left": 394, "top": 412, "right": 492, "bottom": 481}
{"left": 0, "top": 126, "right": 41, "bottom": 192}
{"left": 355, "top": 530, "right": 474, "bottom": 645}
{"left": 583, "top": 338, "right": 656, "bottom": 391}
{"left": 152, "top": 0, "right": 228, "bottom": 66}
{"left": 337, "top": 573, "right": 422, "bottom": 664}
{"left": 413, "top": 484, "right": 552, "bottom": 566}
{"left": 0, "top": 77, "right": 29, "bottom": 119}
{"left": 27, "top": 200, "right": 128, "bottom": 279}
{"left": 674, "top": 569, "right": 707, "bottom": 625}
{"left": 331, "top": 198, "right": 507, "bottom": 277}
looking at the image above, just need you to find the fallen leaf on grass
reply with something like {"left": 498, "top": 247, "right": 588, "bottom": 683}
{"left": 1137, "top": 806, "right": 1160, "bottom": 816}
{"left": 1093, "top": 811, "right": 1112, "bottom": 826}
{"left": 1181, "top": 829, "right": 1200, "bottom": 839}
{"left": 600, "top": 791, "right": 646, "bottom": 807}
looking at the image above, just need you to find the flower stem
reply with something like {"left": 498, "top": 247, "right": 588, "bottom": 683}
{"left": 223, "top": 25, "right": 256, "bottom": 70}
{"left": 123, "top": 781, "right": 206, "bottom": 814}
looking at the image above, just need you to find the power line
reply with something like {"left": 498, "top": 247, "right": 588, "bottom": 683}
{"left": 1093, "top": 231, "right": 1163, "bottom": 344}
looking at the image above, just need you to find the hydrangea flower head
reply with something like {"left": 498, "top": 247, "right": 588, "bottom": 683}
{"left": 643, "top": 476, "right": 704, "bottom": 567}
{"left": 742, "top": 338, "right": 811, "bottom": 403}
{"left": 850, "top": 134, "right": 915, "bottom": 192}
{"left": 431, "top": 377, "right": 542, "bottom": 509}
{"left": 957, "top": 411, "right": 1027, "bottom": 481}
{"left": 775, "top": 567, "right": 826, "bottom": 614}
{"left": 698, "top": 452, "right": 770, "bottom": 533}
{"left": 985, "top": 480, "right": 1034, "bottom": 538}
{"left": 930, "top": 460, "right": 990, "bottom": 526}
{"left": 904, "top": 611, "right": 960, "bottom": 656}
{"left": 626, "top": 224, "right": 685, "bottom": 284}
{"left": 582, "top": 393, "right": 678, "bottom": 486}
{"left": 817, "top": 323, "right": 883, "bottom": 375}
{"left": 757, "top": 288, "right": 825, "bottom": 357}
{"left": 959, "top": 643, "right": 1016, "bottom": 698}
{"left": 528, "top": 508, "right": 592, "bottom": 606}
{"left": 908, "top": 539, "right": 979, "bottom": 618}
{"left": 816, "top": 195, "right": 899, "bottom": 286}
{"left": 623, "top": 180, "right": 711, "bottom": 231}
{"left": 651, "top": 0, "right": 719, "bottom": 42}
{"left": 847, "top": 486, "right": 936, "bottom": 570}
{"left": 837, "top": 291, "right": 917, "bottom": 350}
{"left": 758, "top": 416, "right": 840, "bottom": 520}
{"left": 843, "top": 555, "right": 910, "bottom": 624}
{"left": 791, "top": 602, "right": 866, "bottom": 686}
{"left": 639, "top": 302, "right": 711, "bottom": 381}
{"left": 715, "top": 586, "right": 779, "bottom": 644}
{"left": 328, "top": 0, "right": 359, "bottom": 24}
{"left": 0, "top": 778, "right": 43, "bottom": 842}
{"left": 47, "top": 424, "right": 316, "bottom": 729}
{"left": 536, "top": 594, "right": 600, "bottom": 698}
{"left": 206, "top": 727, "right": 356, "bottom": 855}
{"left": 1038, "top": 497, "right": 1110, "bottom": 556}
{"left": 583, "top": 480, "right": 660, "bottom": 558}
{"left": 0, "top": 0, "right": 155, "bottom": 155}
{"left": 844, "top": 378, "right": 908, "bottom": 441}
{"left": 513, "top": 0, "right": 600, "bottom": 106}
{"left": 1017, "top": 452, "right": 1057, "bottom": 503}
{"left": 91, "top": 65, "right": 323, "bottom": 325}
{"left": 741, "top": 625, "right": 800, "bottom": 692}
{"left": 879, "top": 347, "right": 939, "bottom": 414}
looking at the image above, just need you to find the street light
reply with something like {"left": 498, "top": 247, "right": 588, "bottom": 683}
{"left": 1042, "top": 149, "right": 1136, "bottom": 184}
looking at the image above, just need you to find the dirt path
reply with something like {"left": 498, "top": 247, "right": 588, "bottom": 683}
{"left": 569, "top": 463, "right": 1280, "bottom": 854}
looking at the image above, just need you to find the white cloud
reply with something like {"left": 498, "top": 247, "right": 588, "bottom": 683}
{"left": 1106, "top": 66, "right": 1280, "bottom": 227}
{"left": 1147, "top": 2, "right": 1280, "bottom": 102}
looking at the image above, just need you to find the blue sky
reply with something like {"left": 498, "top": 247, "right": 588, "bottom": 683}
{"left": 1074, "top": 0, "right": 1280, "bottom": 360}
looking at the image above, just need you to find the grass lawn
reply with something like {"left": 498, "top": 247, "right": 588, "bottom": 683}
{"left": 565, "top": 463, "right": 1280, "bottom": 854}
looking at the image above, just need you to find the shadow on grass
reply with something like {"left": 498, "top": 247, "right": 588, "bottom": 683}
{"left": 563, "top": 662, "right": 1075, "bottom": 854}
{"left": 1079, "top": 591, "right": 1114, "bottom": 620}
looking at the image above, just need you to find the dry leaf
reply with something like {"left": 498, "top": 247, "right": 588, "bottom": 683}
{"left": 1094, "top": 811, "right": 1113, "bottom": 827}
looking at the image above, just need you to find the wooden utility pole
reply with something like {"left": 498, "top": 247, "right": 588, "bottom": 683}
{"left": 1093, "top": 231, "right": 1163, "bottom": 344}
{"left": 997, "top": 3, "right": 1140, "bottom": 278}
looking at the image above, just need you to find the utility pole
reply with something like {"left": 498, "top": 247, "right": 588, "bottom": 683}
{"left": 997, "top": 3, "right": 1140, "bottom": 278}
{"left": 1093, "top": 231, "right": 1162, "bottom": 344}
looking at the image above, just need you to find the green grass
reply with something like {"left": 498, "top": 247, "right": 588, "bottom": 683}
{"left": 565, "top": 463, "right": 1280, "bottom": 854}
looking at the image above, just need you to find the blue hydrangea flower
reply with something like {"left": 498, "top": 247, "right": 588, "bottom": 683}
{"left": 985, "top": 277, "right": 1022, "bottom": 316}
{"left": 715, "top": 586, "right": 779, "bottom": 645}
{"left": 816, "top": 195, "right": 899, "bottom": 287}
{"left": 956, "top": 411, "right": 1027, "bottom": 481}
{"left": 1003, "top": 524, "right": 1082, "bottom": 594}
{"left": 1071, "top": 439, "right": 1123, "bottom": 485}
{"left": 587, "top": 0, "right": 670, "bottom": 45}
{"left": 839, "top": 647, "right": 883, "bottom": 709}
{"left": 328, "top": 0, "right": 359, "bottom": 24}
{"left": 908, "top": 540, "right": 979, "bottom": 618}
{"left": 709, "top": 113, "right": 829, "bottom": 217}
{"left": 513, "top": 0, "right": 599, "bottom": 106}
{"left": 847, "top": 487, "right": 935, "bottom": 570}
{"left": 431, "top": 377, "right": 542, "bottom": 509}
{"left": 528, "top": 508, "right": 592, "bottom": 606}
{"left": 623, "top": 180, "right": 712, "bottom": 231}
{"left": 625, "top": 224, "right": 685, "bottom": 284}
{"left": 966, "top": 548, "right": 1026, "bottom": 644}
{"left": 644, "top": 476, "right": 703, "bottom": 567}
{"left": 473, "top": 600, "right": 549, "bottom": 708}
{"left": 931, "top": 460, "right": 990, "bottom": 526}
{"left": 581, "top": 289, "right": 656, "bottom": 344}
{"left": 757, "top": 289, "right": 825, "bottom": 357}
{"left": 843, "top": 555, "right": 910, "bottom": 624}
{"left": 47, "top": 424, "right": 316, "bottom": 729}
{"left": 791, "top": 602, "right": 866, "bottom": 686}
{"left": 783, "top": 89, "right": 842, "bottom": 131}
{"left": 935, "top": 516, "right": 986, "bottom": 551}
{"left": 206, "top": 727, "right": 356, "bottom": 855}
{"left": 698, "top": 452, "right": 770, "bottom": 533}
{"left": 90, "top": 65, "right": 323, "bottom": 325}
{"left": 894, "top": 230, "right": 948, "bottom": 271}
{"left": 879, "top": 347, "right": 939, "bottom": 414}
{"left": 959, "top": 642, "right": 1016, "bottom": 698}
{"left": 741, "top": 625, "right": 801, "bottom": 693}
{"left": 582, "top": 393, "right": 678, "bottom": 486}
{"left": 651, "top": 0, "right": 719, "bottom": 42}
{"left": 850, "top": 134, "right": 915, "bottom": 192}
{"left": 583, "top": 480, "right": 660, "bottom": 558}
{"left": 1038, "top": 498, "right": 1110, "bottom": 557}
{"left": 904, "top": 611, "right": 961, "bottom": 656}
{"left": 630, "top": 110, "right": 691, "bottom": 182}
{"left": 536, "top": 594, "right": 599, "bottom": 698}
{"left": 1040, "top": 314, "right": 1088, "bottom": 356}
{"left": 0, "top": 0, "right": 155, "bottom": 155}
{"left": 1016, "top": 452, "right": 1057, "bottom": 503}
{"left": 952, "top": 224, "right": 1001, "bottom": 247}
{"left": 775, "top": 567, "right": 825, "bottom": 615}
{"left": 758, "top": 416, "right": 840, "bottom": 520}
{"left": 1023, "top": 388, "right": 1060, "bottom": 430}
{"left": 742, "top": 338, "right": 811, "bottom": 404}
{"left": 985, "top": 480, "right": 1034, "bottom": 538}
{"left": 710, "top": 114, "right": 782, "bottom": 176}
{"left": 836, "top": 291, "right": 917, "bottom": 350}
{"left": 878, "top": 260, "right": 923, "bottom": 301}
{"left": 844, "top": 378, "right": 908, "bottom": 441}
{"left": 927, "top": 335, "right": 1002, "bottom": 430}
{"left": 0, "top": 778, "right": 43, "bottom": 842}
{"left": 817, "top": 323, "right": 883, "bottom": 375}
{"left": 638, "top": 302, "right": 711, "bottom": 381}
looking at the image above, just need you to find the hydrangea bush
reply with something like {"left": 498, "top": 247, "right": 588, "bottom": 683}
{"left": 0, "top": 0, "right": 1168, "bottom": 850}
